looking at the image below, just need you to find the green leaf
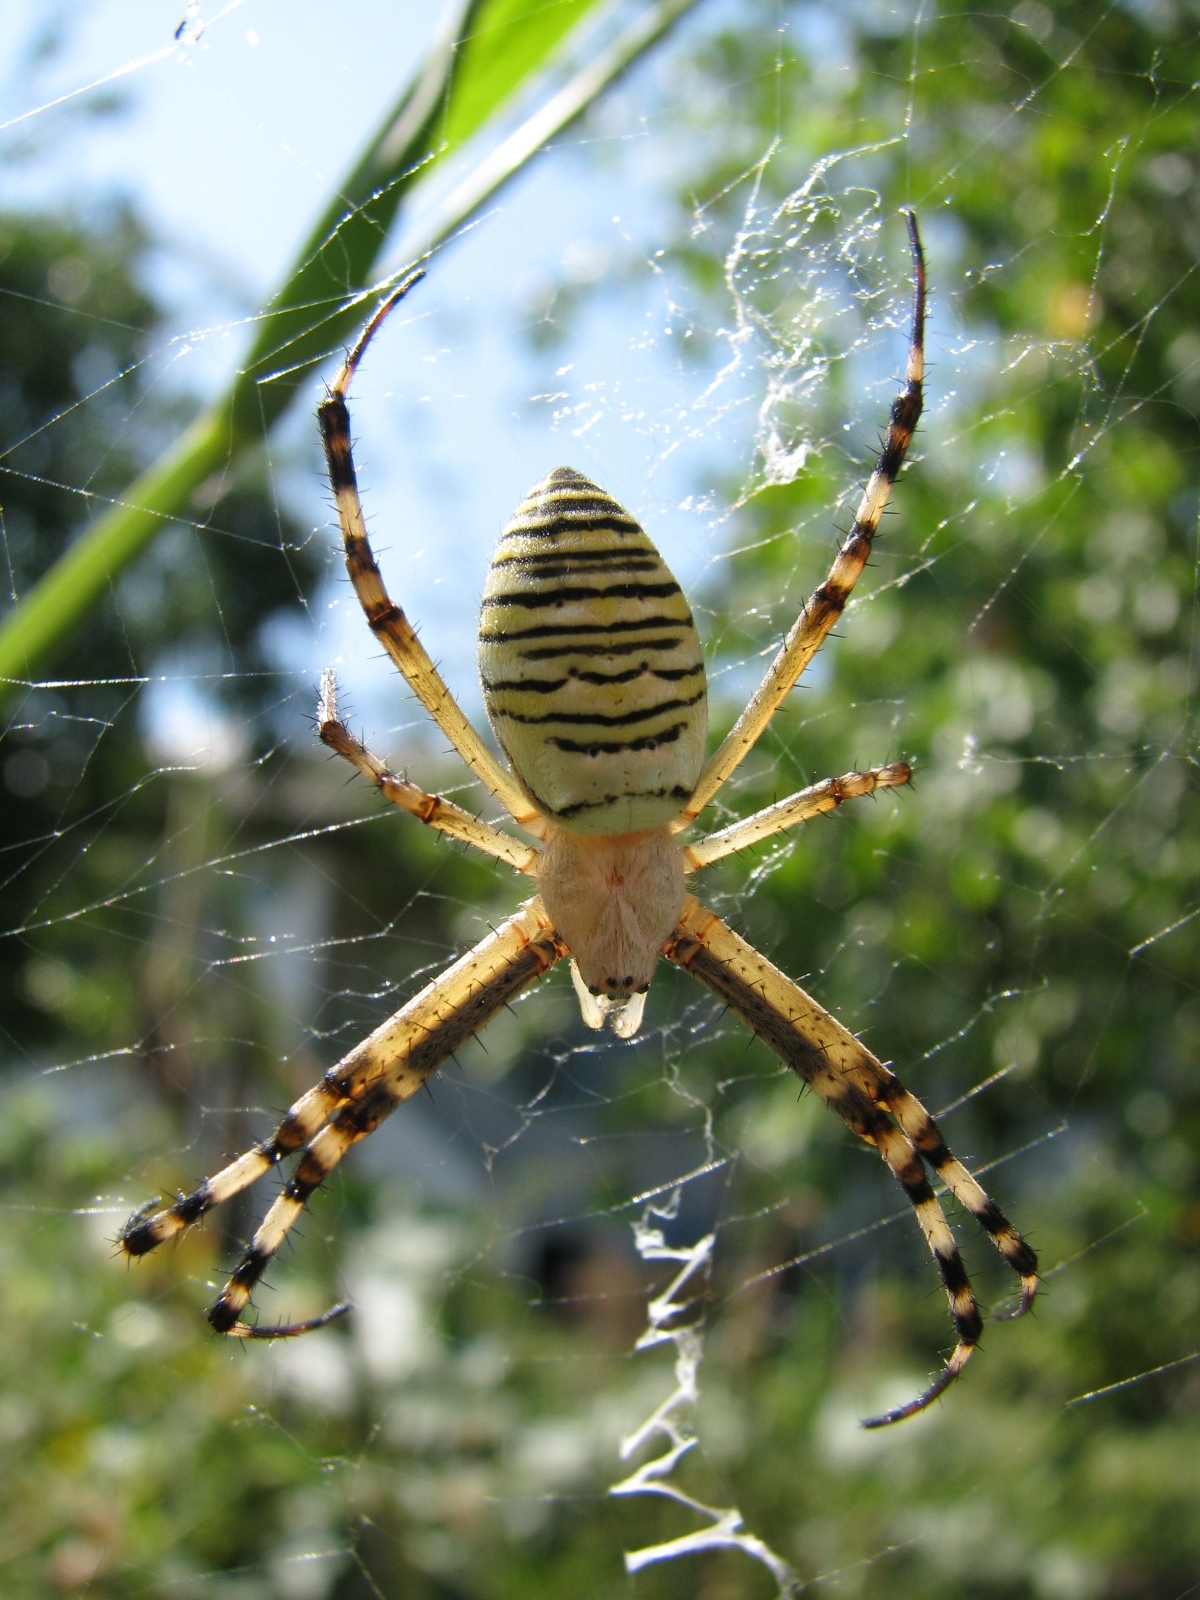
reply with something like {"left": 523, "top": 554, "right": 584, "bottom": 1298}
{"left": 441, "top": 0, "right": 603, "bottom": 151}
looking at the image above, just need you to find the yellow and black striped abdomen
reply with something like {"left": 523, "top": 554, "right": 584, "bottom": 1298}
{"left": 479, "top": 467, "right": 707, "bottom": 835}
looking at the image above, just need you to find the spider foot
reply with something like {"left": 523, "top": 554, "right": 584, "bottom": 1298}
{"left": 210, "top": 1299, "right": 353, "bottom": 1340}
{"left": 860, "top": 1340, "right": 972, "bottom": 1429}
{"left": 992, "top": 1272, "right": 1039, "bottom": 1321}
{"left": 117, "top": 1197, "right": 163, "bottom": 1255}
{"left": 119, "top": 1180, "right": 211, "bottom": 1256}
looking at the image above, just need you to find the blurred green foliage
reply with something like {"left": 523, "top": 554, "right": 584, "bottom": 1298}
{"left": 3, "top": 2, "right": 1200, "bottom": 1597}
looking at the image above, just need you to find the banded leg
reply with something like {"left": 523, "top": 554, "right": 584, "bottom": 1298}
{"left": 682, "top": 761, "right": 912, "bottom": 872}
{"left": 120, "top": 897, "right": 565, "bottom": 1262}
{"left": 674, "top": 212, "right": 925, "bottom": 831}
{"left": 318, "top": 668, "right": 539, "bottom": 874}
{"left": 877, "top": 1081, "right": 1037, "bottom": 1315}
{"left": 664, "top": 898, "right": 1035, "bottom": 1300}
{"left": 318, "top": 272, "right": 545, "bottom": 837}
{"left": 663, "top": 895, "right": 1037, "bottom": 1427}
{"left": 834, "top": 1096, "right": 980, "bottom": 1424}
{"left": 209, "top": 1081, "right": 406, "bottom": 1336}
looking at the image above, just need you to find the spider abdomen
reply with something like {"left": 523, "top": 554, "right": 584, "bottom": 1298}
{"left": 479, "top": 467, "right": 707, "bottom": 834}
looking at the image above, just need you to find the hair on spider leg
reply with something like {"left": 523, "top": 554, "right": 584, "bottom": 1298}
{"left": 326, "top": 268, "right": 428, "bottom": 398}
{"left": 233, "top": 1302, "right": 354, "bottom": 1341}
{"left": 111, "top": 1200, "right": 172, "bottom": 1263}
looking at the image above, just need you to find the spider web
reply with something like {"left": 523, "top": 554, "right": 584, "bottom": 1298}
{"left": 2, "top": 3, "right": 1199, "bottom": 1597}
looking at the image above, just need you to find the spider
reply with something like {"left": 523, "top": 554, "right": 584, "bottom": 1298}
{"left": 122, "top": 211, "right": 1036, "bottom": 1428}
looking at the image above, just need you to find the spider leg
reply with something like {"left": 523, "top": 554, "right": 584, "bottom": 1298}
{"left": 875, "top": 1081, "right": 1038, "bottom": 1316}
{"left": 663, "top": 894, "right": 1037, "bottom": 1427}
{"left": 674, "top": 212, "right": 925, "bottom": 831}
{"left": 682, "top": 761, "right": 912, "bottom": 872}
{"left": 318, "top": 272, "right": 545, "bottom": 838}
{"left": 210, "top": 900, "right": 566, "bottom": 1337}
{"left": 120, "top": 898, "right": 565, "bottom": 1261}
{"left": 318, "top": 668, "right": 539, "bottom": 874}
{"left": 209, "top": 1080, "right": 408, "bottom": 1336}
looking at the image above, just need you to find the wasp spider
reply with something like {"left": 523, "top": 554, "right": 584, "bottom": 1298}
{"left": 122, "top": 213, "right": 1036, "bottom": 1428}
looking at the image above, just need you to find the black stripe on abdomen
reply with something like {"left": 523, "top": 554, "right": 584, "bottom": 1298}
{"left": 482, "top": 580, "right": 683, "bottom": 609}
{"left": 479, "top": 615, "right": 690, "bottom": 644}
{"left": 490, "top": 546, "right": 657, "bottom": 569}
{"left": 549, "top": 723, "right": 687, "bottom": 755}
{"left": 503, "top": 514, "right": 643, "bottom": 539}
{"left": 516, "top": 637, "right": 687, "bottom": 661}
{"left": 487, "top": 690, "right": 705, "bottom": 730}
{"left": 481, "top": 663, "right": 704, "bottom": 693}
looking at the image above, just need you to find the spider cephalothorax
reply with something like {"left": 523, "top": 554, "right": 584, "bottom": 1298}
{"left": 121, "top": 213, "right": 1038, "bottom": 1429}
